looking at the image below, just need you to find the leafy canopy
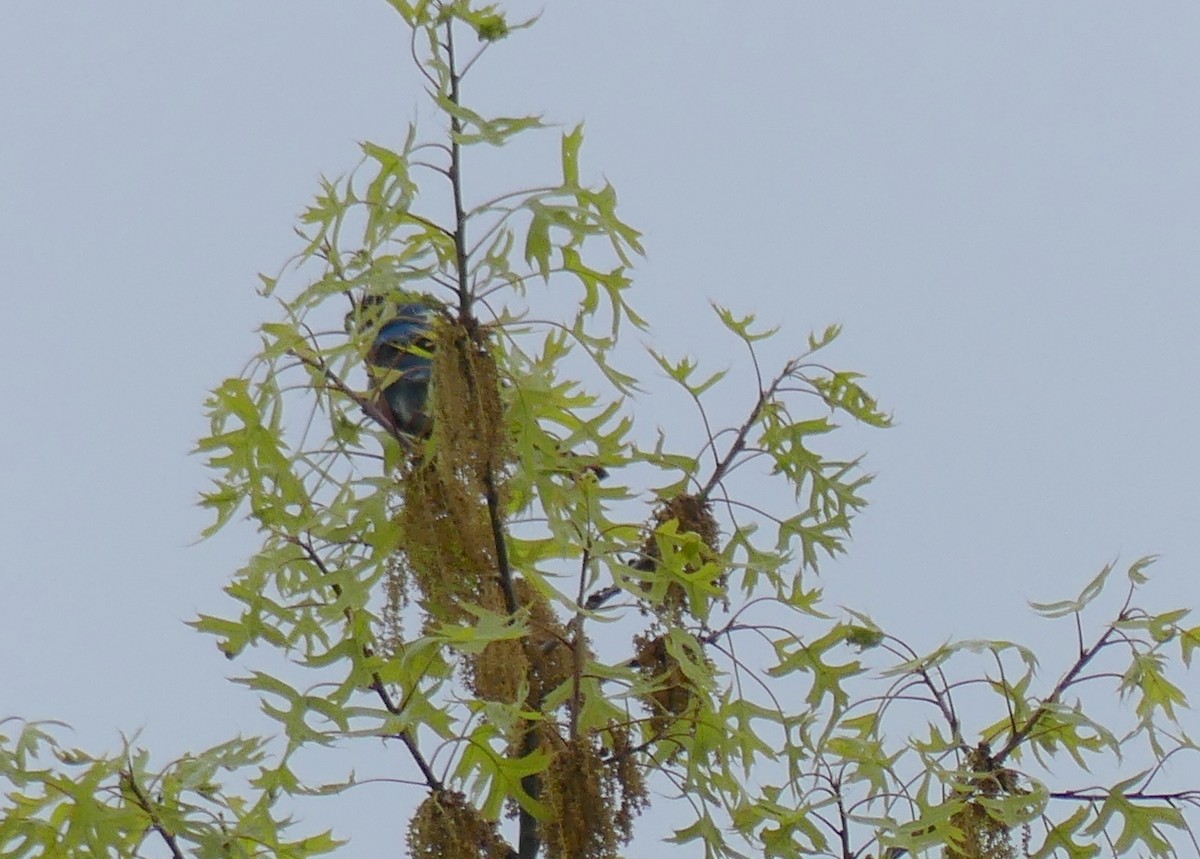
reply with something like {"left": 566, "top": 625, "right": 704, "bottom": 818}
{"left": 3, "top": 3, "right": 1199, "bottom": 859}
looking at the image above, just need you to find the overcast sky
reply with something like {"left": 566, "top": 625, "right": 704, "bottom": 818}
{"left": 3, "top": 2, "right": 1199, "bottom": 854}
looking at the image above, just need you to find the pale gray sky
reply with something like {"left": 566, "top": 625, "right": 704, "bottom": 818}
{"left": 3, "top": 2, "right": 1199, "bottom": 854}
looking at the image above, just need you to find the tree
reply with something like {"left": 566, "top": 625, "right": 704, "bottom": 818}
{"left": 4, "top": 3, "right": 1199, "bottom": 858}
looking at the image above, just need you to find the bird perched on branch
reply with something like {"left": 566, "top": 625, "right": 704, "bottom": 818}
{"left": 364, "top": 301, "right": 438, "bottom": 438}
{"left": 355, "top": 295, "right": 609, "bottom": 480}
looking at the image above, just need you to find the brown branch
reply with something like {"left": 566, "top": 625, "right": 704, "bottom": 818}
{"left": 286, "top": 534, "right": 443, "bottom": 792}
{"left": 445, "top": 19, "right": 471, "bottom": 321}
{"left": 569, "top": 547, "right": 592, "bottom": 740}
{"left": 993, "top": 622, "right": 1118, "bottom": 766}
{"left": 483, "top": 471, "right": 519, "bottom": 615}
{"left": 835, "top": 785, "right": 854, "bottom": 859}
{"left": 481, "top": 462, "right": 537, "bottom": 859}
{"left": 372, "top": 680, "right": 444, "bottom": 792}
{"left": 697, "top": 360, "right": 794, "bottom": 503}
{"left": 440, "top": 18, "right": 537, "bottom": 855}
{"left": 1051, "top": 789, "right": 1200, "bottom": 804}
{"left": 122, "top": 766, "right": 185, "bottom": 859}
{"left": 911, "top": 662, "right": 969, "bottom": 758}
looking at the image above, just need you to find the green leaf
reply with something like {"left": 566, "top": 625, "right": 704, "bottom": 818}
{"left": 1180, "top": 624, "right": 1200, "bottom": 668}
{"left": 806, "top": 323, "right": 842, "bottom": 353}
{"left": 1127, "top": 554, "right": 1160, "bottom": 584}
{"left": 1034, "top": 806, "right": 1101, "bottom": 858}
{"left": 453, "top": 724, "right": 549, "bottom": 820}
{"left": 524, "top": 203, "right": 552, "bottom": 279}
{"left": 1084, "top": 774, "right": 1186, "bottom": 856}
{"left": 649, "top": 349, "right": 729, "bottom": 400}
{"left": 711, "top": 302, "right": 780, "bottom": 343}
{"left": 768, "top": 626, "right": 862, "bottom": 712}
{"left": 810, "top": 370, "right": 891, "bottom": 427}
{"left": 1121, "top": 652, "right": 1188, "bottom": 721}
{"left": 1030, "top": 560, "right": 1115, "bottom": 618}
{"left": 561, "top": 124, "right": 583, "bottom": 188}
{"left": 435, "top": 92, "right": 544, "bottom": 146}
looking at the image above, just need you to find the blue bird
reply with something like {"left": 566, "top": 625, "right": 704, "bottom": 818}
{"left": 366, "top": 302, "right": 437, "bottom": 438}
{"left": 359, "top": 298, "right": 610, "bottom": 478}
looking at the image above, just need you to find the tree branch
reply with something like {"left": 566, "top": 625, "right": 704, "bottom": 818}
{"left": 445, "top": 20, "right": 471, "bottom": 320}
{"left": 441, "top": 18, "right": 537, "bottom": 857}
{"left": 285, "top": 534, "right": 443, "bottom": 792}
{"left": 122, "top": 765, "right": 185, "bottom": 859}
{"left": 993, "top": 621, "right": 1118, "bottom": 766}
{"left": 1051, "top": 789, "right": 1200, "bottom": 804}
{"left": 373, "top": 680, "right": 444, "bottom": 792}
{"left": 697, "top": 360, "right": 794, "bottom": 503}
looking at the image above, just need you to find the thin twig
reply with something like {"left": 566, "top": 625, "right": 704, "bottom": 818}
{"left": 122, "top": 765, "right": 186, "bottom": 859}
